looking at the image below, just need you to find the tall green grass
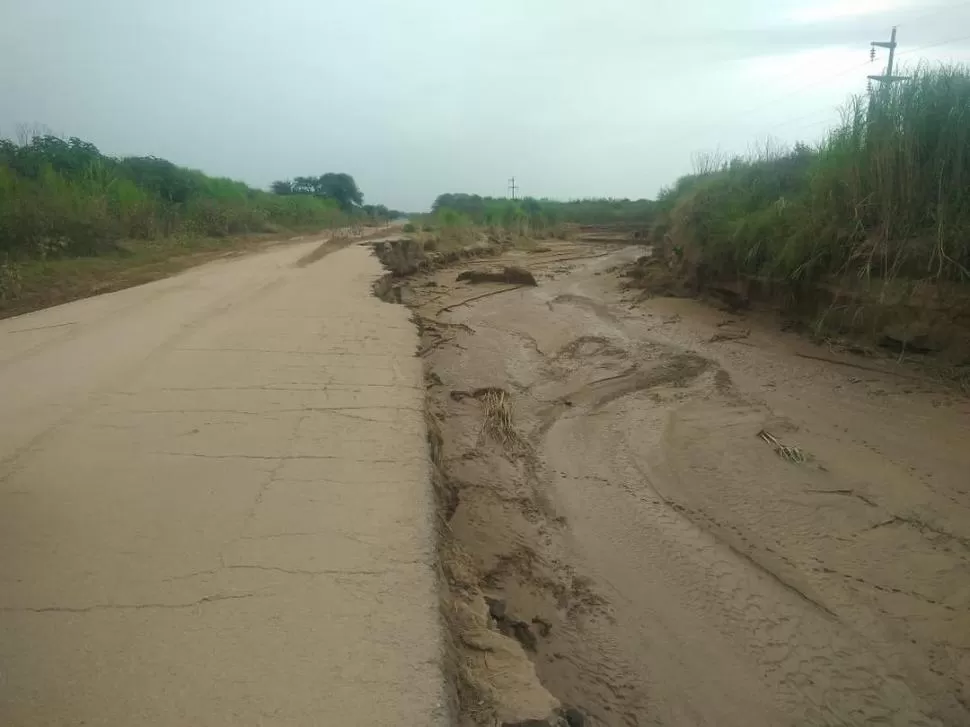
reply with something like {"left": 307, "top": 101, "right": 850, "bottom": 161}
{"left": 662, "top": 63, "right": 970, "bottom": 286}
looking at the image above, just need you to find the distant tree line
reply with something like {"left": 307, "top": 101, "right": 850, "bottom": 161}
{"left": 0, "top": 132, "right": 398, "bottom": 262}
{"left": 428, "top": 193, "right": 656, "bottom": 233}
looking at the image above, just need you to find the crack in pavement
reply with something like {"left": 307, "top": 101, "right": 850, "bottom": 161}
{"left": 163, "top": 560, "right": 428, "bottom": 583}
{"left": 133, "top": 382, "right": 424, "bottom": 392}
{"left": 1, "top": 591, "right": 271, "bottom": 614}
{"left": 174, "top": 347, "right": 399, "bottom": 359}
{"left": 152, "top": 451, "right": 425, "bottom": 463}
{"left": 120, "top": 405, "right": 422, "bottom": 416}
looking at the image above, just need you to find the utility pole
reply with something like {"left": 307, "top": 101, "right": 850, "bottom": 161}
{"left": 508, "top": 176, "right": 518, "bottom": 201}
{"left": 868, "top": 27, "right": 910, "bottom": 89}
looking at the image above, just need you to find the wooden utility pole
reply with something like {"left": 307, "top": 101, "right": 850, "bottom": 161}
{"left": 508, "top": 177, "right": 518, "bottom": 201}
{"left": 869, "top": 27, "right": 910, "bottom": 88}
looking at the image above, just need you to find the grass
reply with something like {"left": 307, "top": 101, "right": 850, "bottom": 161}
{"left": 658, "top": 63, "right": 970, "bottom": 288}
{"left": 407, "top": 208, "right": 482, "bottom": 252}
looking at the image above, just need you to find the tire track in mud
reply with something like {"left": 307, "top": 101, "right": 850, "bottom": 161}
{"left": 534, "top": 290, "right": 949, "bottom": 726}
{"left": 384, "top": 242, "right": 960, "bottom": 726}
{"left": 552, "top": 401, "right": 933, "bottom": 726}
{"left": 521, "top": 326, "right": 934, "bottom": 725}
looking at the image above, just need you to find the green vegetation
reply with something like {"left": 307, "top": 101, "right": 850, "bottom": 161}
{"left": 656, "top": 64, "right": 970, "bottom": 288}
{"left": 0, "top": 134, "right": 361, "bottom": 263}
{"left": 542, "top": 197, "right": 656, "bottom": 226}
{"left": 427, "top": 193, "right": 655, "bottom": 234}
{"left": 0, "top": 132, "right": 396, "bottom": 311}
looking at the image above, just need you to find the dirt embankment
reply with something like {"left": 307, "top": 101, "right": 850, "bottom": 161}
{"left": 379, "top": 237, "right": 970, "bottom": 727}
{"left": 629, "top": 241, "right": 970, "bottom": 375}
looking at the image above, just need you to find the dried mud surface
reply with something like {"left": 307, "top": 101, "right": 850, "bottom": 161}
{"left": 406, "top": 241, "right": 970, "bottom": 727}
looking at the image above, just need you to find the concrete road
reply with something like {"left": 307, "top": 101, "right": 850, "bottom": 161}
{"left": 0, "top": 239, "right": 447, "bottom": 725}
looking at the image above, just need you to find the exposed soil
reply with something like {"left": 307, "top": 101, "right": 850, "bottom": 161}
{"left": 401, "top": 240, "right": 970, "bottom": 727}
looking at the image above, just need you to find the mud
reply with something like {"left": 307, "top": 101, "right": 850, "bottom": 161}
{"left": 402, "top": 240, "right": 970, "bottom": 727}
{"left": 457, "top": 267, "right": 539, "bottom": 286}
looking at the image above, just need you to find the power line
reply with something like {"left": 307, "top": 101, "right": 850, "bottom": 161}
{"left": 666, "top": 15, "right": 970, "bottom": 156}
{"left": 664, "top": 57, "right": 873, "bottom": 149}
{"left": 507, "top": 176, "right": 518, "bottom": 201}
{"left": 897, "top": 32, "right": 970, "bottom": 57}
{"left": 731, "top": 59, "right": 872, "bottom": 123}
{"left": 786, "top": 117, "right": 839, "bottom": 133}
{"left": 896, "top": 0, "right": 970, "bottom": 28}
{"left": 768, "top": 108, "right": 837, "bottom": 131}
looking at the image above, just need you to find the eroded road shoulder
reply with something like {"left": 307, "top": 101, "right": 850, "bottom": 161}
{"left": 403, "top": 240, "right": 970, "bottom": 727}
{"left": 0, "top": 239, "right": 448, "bottom": 726}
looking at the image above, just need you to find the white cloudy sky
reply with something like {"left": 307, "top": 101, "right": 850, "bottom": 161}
{"left": 1, "top": 0, "right": 969, "bottom": 209}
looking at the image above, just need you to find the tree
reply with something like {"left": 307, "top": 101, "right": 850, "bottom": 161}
{"left": 315, "top": 173, "right": 363, "bottom": 211}
{"left": 274, "top": 173, "right": 363, "bottom": 211}
{"left": 271, "top": 179, "right": 294, "bottom": 195}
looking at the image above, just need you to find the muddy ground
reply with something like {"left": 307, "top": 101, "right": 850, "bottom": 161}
{"left": 397, "top": 240, "right": 970, "bottom": 727}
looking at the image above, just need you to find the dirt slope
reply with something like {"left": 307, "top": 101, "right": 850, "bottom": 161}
{"left": 410, "top": 242, "right": 970, "bottom": 727}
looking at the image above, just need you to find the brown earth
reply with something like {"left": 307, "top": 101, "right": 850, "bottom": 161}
{"left": 402, "top": 240, "right": 970, "bottom": 727}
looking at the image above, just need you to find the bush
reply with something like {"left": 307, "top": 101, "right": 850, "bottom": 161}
{"left": 0, "top": 133, "right": 355, "bottom": 262}
{"left": 402, "top": 222, "right": 417, "bottom": 233}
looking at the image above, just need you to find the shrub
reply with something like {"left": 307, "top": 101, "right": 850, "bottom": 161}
{"left": 0, "top": 133, "right": 357, "bottom": 261}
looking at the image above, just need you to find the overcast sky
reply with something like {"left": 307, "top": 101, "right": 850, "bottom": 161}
{"left": 1, "top": 0, "right": 969, "bottom": 210}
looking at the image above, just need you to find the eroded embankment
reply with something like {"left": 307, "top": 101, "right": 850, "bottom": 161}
{"left": 628, "top": 242, "right": 970, "bottom": 376}
{"left": 374, "top": 238, "right": 586, "bottom": 727}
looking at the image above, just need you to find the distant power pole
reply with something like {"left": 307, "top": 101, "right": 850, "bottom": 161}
{"left": 508, "top": 177, "right": 518, "bottom": 201}
{"left": 868, "top": 27, "right": 910, "bottom": 92}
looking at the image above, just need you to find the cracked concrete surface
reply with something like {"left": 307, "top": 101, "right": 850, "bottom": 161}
{"left": 0, "top": 239, "right": 447, "bottom": 725}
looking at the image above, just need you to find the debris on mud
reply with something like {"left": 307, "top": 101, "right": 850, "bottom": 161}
{"left": 450, "top": 387, "right": 525, "bottom": 450}
{"left": 457, "top": 266, "right": 538, "bottom": 286}
{"left": 758, "top": 429, "right": 807, "bottom": 463}
{"left": 438, "top": 286, "right": 533, "bottom": 315}
{"left": 475, "top": 388, "right": 521, "bottom": 449}
{"left": 709, "top": 327, "right": 750, "bottom": 343}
